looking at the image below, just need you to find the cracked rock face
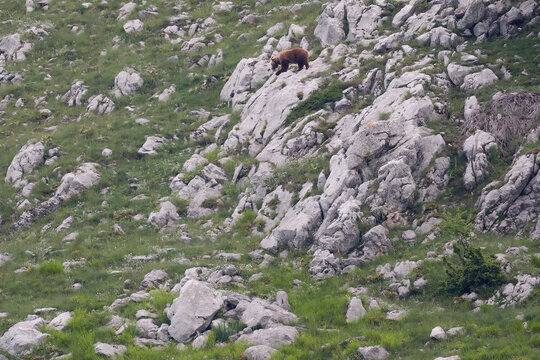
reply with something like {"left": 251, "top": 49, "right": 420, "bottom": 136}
{"left": 475, "top": 153, "right": 540, "bottom": 234}
{"left": 87, "top": 94, "right": 115, "bottom": 115}
{"left": 463, "top": 130, "right": 497, "bottom": 191}
{"left": 220, "top": 55, "right": 273, "bottom": 108}
{"left": 5, "top": 141, "right": 44, "bottom": 187}
{"left": 223, "top": 57, "right": 330, "bottom": 155}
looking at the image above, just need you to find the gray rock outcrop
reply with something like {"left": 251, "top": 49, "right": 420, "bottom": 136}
{"left": 12, "top": 163, "right": 100, "bottom": 232}
{"left": 0, "top": 316, "right": 48, "bottom": 356}
{"left": 87, "top": 94, "right": 115, "bottom": 115}
{"left": 463, "top": 130, "right": 497, "bottom": 191}
{"left": 167, "top": 280, "right": 224, "bottom": 343}
{"left": 5, "top": 141, "right": 44, "bottom": 187}
{"left": 113, "top": 70, "right": 143, "bottom": 97}
{"left": 148, "top": 201, "right": 179, "bottom": 228}
{"left": 61, "top": 81, "right": 88, "bottom": 107}
{"left": 138, "top": 136, "right": 165, "bottom": 156}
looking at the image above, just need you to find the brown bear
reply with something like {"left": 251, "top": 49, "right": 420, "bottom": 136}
{"left": 271, "top": 48, "right": 309, "bottom": 75}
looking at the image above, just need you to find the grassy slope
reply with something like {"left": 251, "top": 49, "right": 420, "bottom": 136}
{"left": 0, "top": 0, "right": 539, "bottom": 359}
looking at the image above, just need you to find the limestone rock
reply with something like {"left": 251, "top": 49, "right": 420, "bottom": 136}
{"left": 357, "top": 345, "right": 389, "bottom": 359}
{"left": 113, "top": 70, "right": 143, "bottom": 97}
{"left": 0, "top": 34, "right": 33, "bottom": 62}
{"left": 430, "top": 326, "right": 446, "bottom": 340}
{"left": 236, "top": 326, "right": 298, "bottom": 348}
{"left": 138, "top": 136, "right": 165, "bottom": 156}
{"left": 141, "top": 270, "right": 168, "bottom": 289}
{"left": 49, "top": 312, "right": 73, "bottom": 331}
{"left": 117, "top": 2, "right": 136, "bottom": 20}
{"left": 475, "top": 153, "right": 540, "bottom": 234}
{"left": 463, "top": 130, "right": 497, "bottom": 191}
{"left": 94, "top": 342, "right": 127, "bottom": 358}
{"left": 86, "top": 94, "right": 115, "bottom": 115}
{"left": 5, "top": 140, "right": 44, "bottom": 187}
{"left": 0, "top": 317, "right": 48, "bottom": 356}
{"left": 447, "top": 63, "right": 473, "bottom": 86}
{"left": 346, "top": 297, "right": 366, "bottom": 322}
{"left": 220, "top": 55, "right": 273, "bottom": 108}
{"left": 61, "top": 81, "right": 88, "bottom": 107}
{"left": 123, "top": 19, "right": 144, "bottom": 34}
{"left": 261, "top": 196, "right": 323, "bottom": 253}
{"left": 460, "top": 69, "right": 498, "bottom": 92}
{"left": 223, "top": 57, "right": 329, "bottom": 155}
{"left": 167, "top": 280, "right": 224, "bottom": 343}
{"left": 244, "top": 345, "right": 277, "bottom": 360}
{"left": 148, "top": 201, "right": 179, "bottom": 228}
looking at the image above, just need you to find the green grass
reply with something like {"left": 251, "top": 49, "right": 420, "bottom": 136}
{"left": 0, "top": 1, "right": 539, "bottom": 359}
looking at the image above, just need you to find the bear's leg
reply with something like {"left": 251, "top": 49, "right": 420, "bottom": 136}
{"left": 278, "top": 62, "right": 288, "bottom": 75}
{"left": 297, "top": 62, "right": 304, "bottom": 72}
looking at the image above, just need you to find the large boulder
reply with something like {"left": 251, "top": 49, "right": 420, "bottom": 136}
{"left": 0, "top": 317, "right": 48, "bottom": 356}
{"left": 244, "top": 345, "right": 277, "bottom": 360}
{"left": 346, "top": 297, "right": 366, "bottom": 322}
{"left": 460, "top": 69, "right": 498, "bottom": 92}
{"left": 148, "top": 201, "right": 179, "bottom": 228}
{"left": 314, "top": 4, "right": 345, "bottom": 46}
{"left": 235, "top": 298, "right": 298, "bottom": 328}
{"left": 457, "top": 0, "right": 485, "bottom": 30}
{"left": 0, "top": 34, "right": 33, "bottom": 62}
{"left": 167, "top": 280, "right": 224, "bottom": 343}
{"left": 138, "top": 136, "right": 165, "bottom": 156}
{"left": 113, "top": 70, "right": 143, "bottom": 97}
{"left": 261, "top": 196, "right": 323, "bottom": 253}
{"left": 5, "top": 140, "right": 44, "bottom": 187}
{"left": 357, "top": 345, "right": 389, "bottom": 359}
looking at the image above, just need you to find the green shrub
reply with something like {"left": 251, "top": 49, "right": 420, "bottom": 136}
{"left": 439, "top": 209, "right": 473, "bottom": 237}
{"left": 285, "top": 80, "right": 345, "bottom": 126}
{"left": 38, "top": 261, "right": 64, "bottom": 275}
{"left": 443, "top": 240, "right": 507, "bottom": 296}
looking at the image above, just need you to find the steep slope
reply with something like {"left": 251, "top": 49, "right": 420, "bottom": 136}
{"left": 0, "top": 0, "right": 539, "bottom": 359}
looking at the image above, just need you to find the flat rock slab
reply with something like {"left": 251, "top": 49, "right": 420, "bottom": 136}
{"left": 236, "top": 325, "right": 298, "bottom": 348}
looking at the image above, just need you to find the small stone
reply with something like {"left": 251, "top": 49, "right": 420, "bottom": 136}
{"left": 102, "top": 148, "right": 112, "bottom": 157}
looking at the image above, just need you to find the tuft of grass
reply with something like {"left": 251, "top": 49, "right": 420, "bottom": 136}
{"left": 38, "top": 261, "right": 64, "bottom": 275}
{"left": 285, "top": 80, "right": 346, "bottom": 127}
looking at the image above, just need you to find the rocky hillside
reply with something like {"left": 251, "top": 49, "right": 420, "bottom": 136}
{"left": 0, "top": 0, "right": 539, "bottom": 359}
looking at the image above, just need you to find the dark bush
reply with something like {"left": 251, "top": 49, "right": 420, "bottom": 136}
{"left": 443, "top": 239, "right": 507, "bottom": 296}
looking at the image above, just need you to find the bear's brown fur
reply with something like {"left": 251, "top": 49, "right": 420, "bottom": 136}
{"left": 271, "top": 48, "right": 309, "bottom": 76}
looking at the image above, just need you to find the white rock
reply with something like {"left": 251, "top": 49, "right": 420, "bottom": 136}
{"left": 94, "top": 342, "right": 127, "bottom": 358}
{"left": 123, "top": 19, "right": 144, "bottom": 34}
{"left": 5, "top": 141, "right": 44, "bottom": 187}
{"left": 167, "top": 280, "right": 224, "bottom": 343}
{"left": 430, "top": 326, "right": 446, "bottom": 340}
{"left": 0, "top": 317, "right": 48, "bottom": 356}
{"left": 346, "top": 297, "right": 366, "bottom": 323}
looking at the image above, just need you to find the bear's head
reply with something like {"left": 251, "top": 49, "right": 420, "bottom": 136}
{"left": 270, "top": 57, "right": 280, "bottom": 70}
